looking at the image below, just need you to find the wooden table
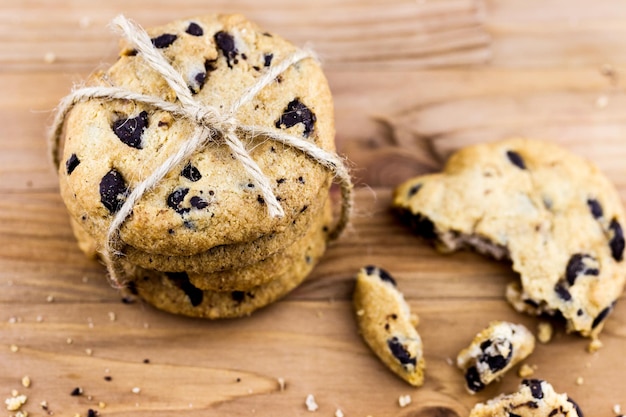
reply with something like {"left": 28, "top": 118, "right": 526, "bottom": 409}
{"left": 2, "top": 1, "right": 626, "bottom": 415}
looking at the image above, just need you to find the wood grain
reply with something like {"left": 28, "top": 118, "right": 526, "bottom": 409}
{"left": 2, "top": 0, "right": 626, "bottom": 416}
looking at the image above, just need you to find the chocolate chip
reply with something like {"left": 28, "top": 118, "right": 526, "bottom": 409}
{"left": 66, "top": 153, "right": 80, "bottom": 175}
{"left": 565, "top": 254, "right": 599, "bottom": 285}
{"left": 275, "top": 99, "right": 316, "bottom": 137}
{"left": 99, "top": 169, "right": 128, "bottom": 214}
{"left": 104, "top": 376, "right": 112, "bottom": 381}
{"left": 190, "top": 196, "right": 209, "bottom": 209}
{"left": 190, "top": 72, "right": 207, "bottom": 94}
{"left": 166, "top": 272, "right": 203, "bottom": 306}
{"left": 484, "top": 349, "right": 512, "bottom": 372}
{"left": 378, "top": 268, "right": 396, "bottom": 286}
{"left": 87, "top": 409, "right": 98, "bottom": 417}
{"left": 592, "top": 303, "right": 614, "bottom": 329}
{"left": 554, "top": 282, "right": 572, "bottom": 301}
{"left": 298, "top": 176, "right": 305, "bottom": 184}
{"left": 70, "top": 387, "right": 83, "bottom": 396}
{"left": 112, "top": 111, "right": 148, "bottom": 149}
{"left": 204, "top": 58, "right": 217, "bottom": 72}
{"left": 264, "top": 53, "right": 273, "bottom": 67}
{"left": 186, "top": 22, "right": 203, "bottom": 36}
{"left": 407, "top": 183, "right": 422, "bottom": 197}
{"left": 522, "top": 379, "right": 544, "bottom": 399}
{"left": 387, "top": 337, "right": 416, "bottom": 366}
{"left": 609, "top": 218, "right": 625, "bottom": 261}
{"left": 479, "top": 339, "right": 513, "bottom": 372}
{"left": 587, "top": 198, "right": 603, "bottom": 219}
{"left": 464, "top": 366, "right": 485, "bottom": 392}
{"left": 567, "top": 397, "right": 584, "bottom": 417}
{"left": 231, "top": 291, "right": 245, "bottom": 303}
{"left": 214, "top": 31, "right": 238, "bottom": 68}
{"left": 257, "top": 195, "right": 265, "bottom": 205}
{"left": 508, "top": 413, "right": 522, "bottom": 417}
{"left": 167, "top": 188, "right": 190, "bottom": 214}
{"left": 181, "top": 163, "right": 202, "bottom": 181}
{"left": 364, "top": 265, "right": 377, "bottom": 275}
{"left": 151, "top": 33, "right": 177, "bottom": 48}
{"left": 276, "top": 178, "right": 286, "bottom": 184}
{"left": 506, "top": 150, "right": 526, "bottom": 170}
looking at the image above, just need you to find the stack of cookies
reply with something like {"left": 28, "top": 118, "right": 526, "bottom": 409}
{"left": 54, "top": 14, "right": 348, "bottom": 318}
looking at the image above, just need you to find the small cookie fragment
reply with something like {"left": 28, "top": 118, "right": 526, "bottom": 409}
{"left": 469, "top": 379, "right": 583, "bottom": 417}
{"left": 353, "top": 266, "right": 425, "bottom": 387}
{"left": 537, "top": 321, "right": 554, "bottom": 344}
{"left": 457, "top": 321, "right": 535, "bottom": 394}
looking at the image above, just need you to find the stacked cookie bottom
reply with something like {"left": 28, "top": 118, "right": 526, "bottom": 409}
{"left": 70, "top": 194, "right": 333, "bottom": 319}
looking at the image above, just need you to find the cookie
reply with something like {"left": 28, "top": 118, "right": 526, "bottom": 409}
{"left": 125, "top": 206, "right": 331, "bottom": 318}
{"left": 469, "top": 379, "right": 583, "bottom": 417}
{"left": 353, "top": 266, "right": 425, "bottom": 387}
{"left": 187, "top": 199, "right": 330, "bottom": 290}
{"left": 393, "top": 138, "right": 626, "bottom": 337}
{"left": 69, "top": 181, "right": 330, "bottom": 274}
{"left": 58, "top": 14, "right": 335, "bottom": 256}
{"left": 457, "top": 321, "right": 535, "bottom": 394}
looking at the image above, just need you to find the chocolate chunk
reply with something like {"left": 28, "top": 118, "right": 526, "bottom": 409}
{"left": 378, "top": 267, "right": 396, "bottom": 286}
{"left": 263, "top": 53, "right": 273, "bottom": 67}
{"left": 609, "top": 218, "right": 625, "bottom": 261}
{"left": 364, "top": 265, "right": 377, "bottom": 275}
{"left": 407, "top": 183, "right": 422, "bottom": 197}
{"left": 99, "top": 169, "right": 128, "bottom": 214}
{"left": 190, "top": 196, "right": 209, "bottom": 209}
{"left": 479, "top": 339, "right": 513, "bottom": 372}
{"left": 484, "top": 350, "right": 511, "bottom": 372}
{"left": 465, "top": 366, "right": 485, "bottom": 392}
{"left": 166, "top": 272, "right": 203, "bottom": 306}
{"left": 592, "top": 303, "right": 614, "bottom": 329}
{"left": 66, "top": 153, "right": 80, "bottom": 175}
{"left": 214, "top": 31, "right": 238, "bottom": 68}
{"left": 186, "top": 22, "right": 203, "bottom": 36}
{"left": 112, "top": 111, "right": 148, "bottom": 149}
{"left": 104, "top": 376, "right": 112, "bottom": 381}
{"left": 204, "top": 58, "right": 217, "bottom": 72}
{"left": 554, "top": 282, "right": 572, "bottom": 301}
{"left": 275, "top": 99, "right": 316, "bottom": 138}
{"left": 387, "top": 337, "right": 416, "bottom": 366}
{"left": 567, "top": 397, "right": 584, "bottom": 417}
{"left": 151, "top": 33, "right": 177, "bottom": 48}
{"left": 231, "top": 291, "right": 245, "bottom": 303}
{"left": 565, "top": 254, "right": 599, "bottom": 285}
{"left": 87, "top": 409, "right": 98, "bottom": 417}
{"left": 587, "top": 198, "right": 603, "bottom": 219}
{"left": 70, "top": 387, "right": 83, "bottom": 396}
{"left": 506, "top": 150, "right": 526, "bottom": 170}
{"left": 181, "top": 163, "right": 202, "bottom": 181}
{"left": 522, "top": 379, "right": 544, "bottom": 399}
{"left": 167, "top": 188, "right": 190, "bottom": 214}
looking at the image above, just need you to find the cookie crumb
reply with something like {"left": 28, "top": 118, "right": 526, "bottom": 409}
{"left": 85, "top": 348, "right": 93, "bottom": 356}
{"left": 46, "top": 295, "right": 55, "bottom": 303}
{"left": 537, "top": 321, "right": 553, "bottom": 344}
{"left": 82, "top": 276, "right": 89, "bottom": 283}
{"left": 398, "top": 394, "right": 411, "bottom": 407}
{"left": 10, "top": 344, "right": 19, "bottom": 353}
{"left": 445, "top": 357, "right": 454, "bottom": 366}
{"left": 613, "top": 404, "right": 622, "bottom": 414}
{"left": 596, "top": 95, "right": 609, "bottom": 109}
{"left": 40, "top": 400, "right": 49, "bottom": 411}
{"left": 43, "top": 52, "right": 56, "bottom": 64}
{"left": 16, "top": 410, "right": 29, "bottom": 417}
{"left": 335, "top": 409, "right": 344, "bottom": 417}
{"left": 66, "top": 338, "right": 73, "bottom": 344}
{"left": 79, "top": 16, "right": 92, "bottom": 29}
{"left": 108, "top": 312, "right": 116, "bottom": 321}
{"left": 305, "top": 394, "right": 318, "bottom": 411}
{"left": 277, "top": 377, "right": 286, "bottom": 391}
{"left": 132, "top": 387, "right": 141, "bottom": 394}
{"left": 587, "top": 338, "right": 603, "bottom": 353}
{"left": 575, "top": 376, "right": 584, "bottom": 385}
{"left": 355, "top": 309, "right": 364, "bottom": 317}
{"left": 36, "top": 315, "right": 44, "bottom": 322}
{"left": 21, "top": 376, "right": 31, "bottom": 388}
{"left": 5, "top": 393, "right": 27, "bottom": 411}
{"left": 87, "top": 409, "right": 98, "bottom": 417}
{"left": 517, "top": 363, "right": 534, "bottom": 378}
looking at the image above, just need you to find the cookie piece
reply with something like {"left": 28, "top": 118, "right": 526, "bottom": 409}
{"left": 469, "top": 379, "right": 583, "bottom": 417}
{"left": 188, "top": 199, "right": 331, "bottom": 290}
{"left": 126, "top": 207, "right": 331, "bottom": 318}
{"left": 59, "top": 14, "right": 335, "bottom": 256}
{"left": 69, "top": 181, "right": 330, "bottom": 274}
{"left": 457, "top": 321, "right": 535, "bottom": 394}
{"left": 353, "top": 266, "right": 425, "bottom": 387}
{"left": 393, "top": 138, "right": 626, "bottom": 337}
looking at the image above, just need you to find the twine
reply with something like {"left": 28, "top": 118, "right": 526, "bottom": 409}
{"left": 49, "top": 15, "right": 353, "bottom": 288}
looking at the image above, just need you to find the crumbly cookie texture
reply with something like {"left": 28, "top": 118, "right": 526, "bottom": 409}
{"left": 353, "top": 266, "right": 425, "bottom": 387}
{"left": 457, "top": 321, "right": 535, "bottom": 394}
{"left": 69, "top": 181, "right": 330, "bottom": 274}
{"left": 59, "top": 14, "right": 335, "bottom": 256}
{"left": 393, "top": 138, "right": 626, "bottom": 338}
{"left": 126, "top": 206, "right": 331, "bottom": 318}
{"left": 469, "top": 379, "right": 583, "bottom": 417}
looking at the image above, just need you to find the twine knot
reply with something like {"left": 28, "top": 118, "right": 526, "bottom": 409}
{"left": 49, "top": 15, "right": 353, "bottom": 289}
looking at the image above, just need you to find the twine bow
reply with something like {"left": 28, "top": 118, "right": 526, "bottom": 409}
{"left": 49, "top": 15, "right": 353, "bottom": 288}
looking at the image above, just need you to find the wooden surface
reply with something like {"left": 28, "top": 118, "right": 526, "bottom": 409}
{"left": 2, "top": 0, "right": 626, "bottom": 415}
